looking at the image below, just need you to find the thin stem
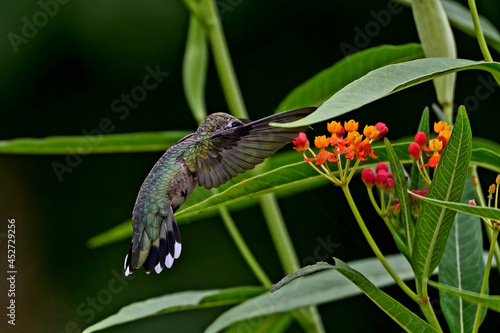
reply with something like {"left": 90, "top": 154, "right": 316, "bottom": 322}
{"left": 468, "top": 0, "right": 493, "bottom": 62}
{"left": 341, "top": 184, "right": 419, "bottom": 303}
{"left": 382, "top": 217, "right": 408, "bottom": 254}
{"left": 472, "top": 227, "right": 499, "bottom": 333}
{"left": 345, "top": 159, "right": 361, "bottom": 184}
{"left": 202, "top": 0, "right": 247, "bottom": 118}
{"left": 219, "top": 206, "right": 272, "bottom": 287}
{"left": 472, "top": 167, "right": 500, "bottom": 274}
{"left": 417, "top": 162, "right": 432, "bottom": 185}
{"left": 367, "top": 187, "right": 383, "bottom": 216}
{"left": 343, "top": 158, "right": 351, "bottom": 181}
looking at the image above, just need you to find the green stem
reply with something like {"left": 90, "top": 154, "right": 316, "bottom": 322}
{"left": 341, "top": 185, "right": 419, "bottom": 303}
{"left": 420, "top": 299, "right": 442, "bottom": 332}
{"left": 443, "top": 103, "right": 453, "bottom": 126}
{"left": 219, "top": 206, "right": 272, "bottom": 287}
{"left": 367, "top": 187, "right": 383, "bottom": 216}
{"left": 472, "top": 227, "right": 499, "bottom": 333}
{"left": 202, "top": 0, "right": 247, "bottom": 118}
{"left": 468, "top": 0, "right": 493, "bottom": 62}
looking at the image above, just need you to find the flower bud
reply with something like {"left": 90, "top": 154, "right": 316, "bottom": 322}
{"left": 414, "top": 132, "right": 427, "bottom": 147}
{"left": 374, "top": 122, "right": 388, "bottom": 140}
{"left": 361, "top": 168, "right": 376, "bottom": 188}
{"left": 293, "top": 133, "right": 309, "bottom": 153}
{"left": 376, "top": 162, "right": 389, "bottom": 174}
{"left": 408, "top": 142, "right": 422, "bottom": 160}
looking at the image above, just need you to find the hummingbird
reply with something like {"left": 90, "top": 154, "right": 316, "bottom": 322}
{"left": 124, "top": 107, "right": 315, "bottom": 276}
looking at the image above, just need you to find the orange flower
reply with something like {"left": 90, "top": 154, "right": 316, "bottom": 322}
{"left": 343, "top": 131, "right": 364, "bottom": 160}
{"left": 305, "top": 135, "right": 338, "bottom": 165}
{"left": 327, "top": 121, "right": 345, "bottom": 138}
{"left": 344, "top": 120, "right": 359, "bottom": 132}
{"left": 434, "top": 121, "right": 450, "bottom": 134}
{"left": 356, "top": 140, "right": 378, "bottom": 160}
{"left": 421, "top": 138, "right": 443, "bottom": 168}
{"left": 363, "top": 125, "right": 380, "bottom": 140}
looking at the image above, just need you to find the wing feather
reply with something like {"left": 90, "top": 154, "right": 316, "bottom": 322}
{"left": 196, "top": 107, "right": 315, "bottom": 189}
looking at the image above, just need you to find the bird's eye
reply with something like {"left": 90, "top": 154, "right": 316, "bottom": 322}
{"left": 228, "top": 121, "right": 241, "bottom": 128}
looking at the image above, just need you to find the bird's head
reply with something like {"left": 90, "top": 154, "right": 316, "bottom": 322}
{"left": 197, "top": 112, "right": 246, "bottom": 136}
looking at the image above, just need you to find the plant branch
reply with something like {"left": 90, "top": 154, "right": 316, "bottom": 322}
{"left": 201, "top": 0, "right": 247, "bottom": 118}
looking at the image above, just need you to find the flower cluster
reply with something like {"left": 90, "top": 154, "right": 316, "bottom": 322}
{"left": 294, "top": 120, "right": 388, "bottom": 166}
{"left": 293, "top": 120, "right": 388, "bottom": 186}
{"left": 361, "top": 162, "right": 394, "bottom": 192}
{"left": 408, "top": 121, "right": 452, "bottom": 169}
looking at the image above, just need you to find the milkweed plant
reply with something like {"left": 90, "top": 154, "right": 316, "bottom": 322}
{"left": 4, "top": 0, "right": 496, "bottom": 332}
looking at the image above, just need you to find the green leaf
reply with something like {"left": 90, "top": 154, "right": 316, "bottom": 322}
{"left": 183, "top": 15, "right": 208, "bottom": 125}
{"left": 397, "top": 0, "right": 500, "bottom": 53}
{"left": 273, "top": 58, "right": 500, "bottom": 128}
{"left": 226, "top": 313, "right": 294, "bottom": 333}
{"left": 205, "top": 257, "right": 437, "bottom": 333}
{"left": 82, "top": 286, "right": 266, "bottom": 333}
{"left": 276, "top": 43, "right": 424, "bottom": 111}
{"left": 410, "top": 107, "right": 430, "bottom": 191}
{"left": 385, "top": 138, "right": 415, "bottom": 257}
{"left": 439, "top": 173, "right": 486, "bottom": 333}
{"left": 428, "top": 280, "right": 500, "bottom": 312}
{"left": 0, "top": 131, "right": 190, "bottom": 154}
{"left": 412, "top": 107, "right": 473, "bottom": 281}
{"left": 270, "top": 262, "right": 333, "bottom": 292}
{"left": 409, "top": 193, "right": 500, "bottom": 222}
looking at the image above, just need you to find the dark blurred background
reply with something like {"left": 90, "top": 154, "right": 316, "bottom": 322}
{"left": 1, "top": 0, "right": 500, "bottom": 332}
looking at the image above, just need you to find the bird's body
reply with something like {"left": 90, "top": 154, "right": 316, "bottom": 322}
{"left": 124, "top": 107, "right": 315, "bottom": 275}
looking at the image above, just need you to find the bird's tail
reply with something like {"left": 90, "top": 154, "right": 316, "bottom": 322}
{"left": 124, "top": 207, "right": 182, "bottom": 276}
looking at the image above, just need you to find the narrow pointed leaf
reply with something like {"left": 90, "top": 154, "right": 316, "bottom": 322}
{"left": 273, "top": 59, "right": 500, "bottom": 128}
{"left": 226, "top": 313, "right": 294, "bottom": 333}
{"left": 276, "top": 43, "right": 424, "bottom": 111}
{"left": 183, "top": 15, "right": 208, "bottom": 125}
{"left": 83, "top": 286, "right": 266, "bottom": 333}
{"left": 205, "top": 257, "right": 436, "bottom": 333}
{"left": 409, "top": 193, "right": 500, "bottom": 222}
{"left": 0, "top": 131, "right": 190, "bottom": 154}
{"left": 428, "top": 280, "right": 500, "bottom": 312}
{"left": 412, "top": 107, "right": 472, "bottom": 280}
{"left": 439, "top": 173, "right": 486, "bottom": 333}
{"left": 385, "top": 138, "right": 415, "bottom": 257}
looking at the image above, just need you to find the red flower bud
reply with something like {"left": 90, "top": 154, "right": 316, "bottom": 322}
{"left": 386, "top": 178, "right": 394, "bottom": 192}
{"left": 467, "top": 199, "right": 477, "bottom": 206}
{"left": 408, "top": 142, "right": 421, "bottom": 160}
{"left": 376, "top": 170, "right": 388, "bottom": 189}
{"left": 374, "top": 122, "right": 388, "bottom": 140}
{"left": 436, "top": 135, "right": 447, "bottom": 153}
{"left": 376, "top": 162, "right": 389, "bottom": 174}
{"left": 293, "top": 133, "right": 309, "bottom": 153}
{"left": 414, "top": 132, "right": 427, "bottom": 147}
{"left": 361, "top": 168, "right": 376, "bottom": 187}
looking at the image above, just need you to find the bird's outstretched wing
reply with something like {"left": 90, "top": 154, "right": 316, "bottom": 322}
{"left": 195, "top": 107, "right": 315, "bottom": 189}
